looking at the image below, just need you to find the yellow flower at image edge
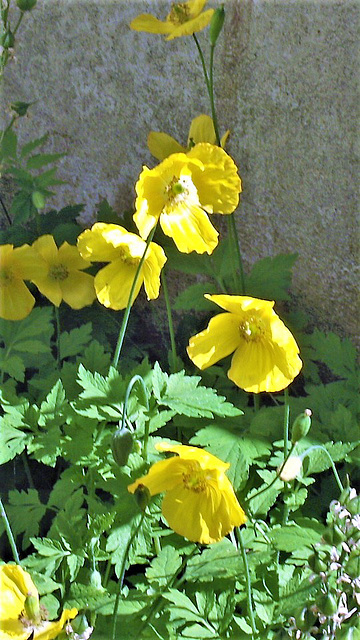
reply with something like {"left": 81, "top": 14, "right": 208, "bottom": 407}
{"left": 77, "top": 223, "right": 167, "bottom": 310}
{"left": 31, "top": 235, "right": 96, "bottom": 309}
{"left": 0, "top": 244, "right": 45, "bottom": 321}
{"left": 134, "top": 143, "right": 241, "bottom": 255}
{"left": 128, "top": 443, "right": 246, "bottom": 544}
{"left": 187, "top": 294, "right": 303, "bottom": 393}
{"left": 0, "top": 564, "right": 77, "bottom": 640}
{"left": 130, "top": 0, "right": 214, "bottom": 40}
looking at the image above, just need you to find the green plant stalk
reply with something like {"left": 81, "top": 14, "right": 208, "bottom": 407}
{"left": 300, "top": 445, "right": 344, "bottom": 493}
{"left": 282, "top": 387, "right": 290, "bottom": 525}
{"left": 21, "top": 452, "right": 35, "bottom": 489}
{"left": 161, "top": 270, "right": 178, "bottom": 373}
{"left": 54, "top": 305, "right": 61, "bottom": 368}
{"left": 121, "top": 375, "right": 149, "bottom": 432}
{"left": 248, "top": 440, "right": 297, "bottom": 505}
{"left": 253, "top": 393, "right": 260, "bottom": 412}
{"left": 0, "top": 192, "right": 12, "bottom": 225}
{"left": 236, "top": 527, "right": 257, "bottom": 638}
{"left": 208, "top": 43, "right": 221, "bottom": 145}
{"left": 111, "top": 511, "right": 146, "bottom": 640}
{"left": 0, "top": 497, "right": 21, "bottom": 564}
{"left": 112, "top": 227, "right": 156, "bottom": 368}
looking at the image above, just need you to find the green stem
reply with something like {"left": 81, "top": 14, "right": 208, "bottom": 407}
{"left": 12, "top": 11, "right": 24, "bottom": 36}
{"left": 161, "top": 270, "right": 177, "bottom": 373}
{"left": 248, "top": 441, "right": 297, "bottom": 505}
{"left": 209, "top": 44, "right": 221, "bottom": 145}
{"left": 236, "top": 527, "right": 257, "bottom": 638}
{"left": 112, "top": 227, "right": 156, "bottom": 369}
{"left": 283, "top": 388, "right": 290, "bottom": 459}
{"left": 121, "top": 375, "right": 149, "bottom": 432}
{"left": 227, "top": 214, "right": 246, "bottom": 294}
{"left": 0, "top": 193, "right": 12, "bottom": 225}
{"left": 253, "top": 394, "right": 260, "bottom": 412}
{"left": 111, "top": 512, "right": 146, "bottom": 640}
{"left": 0, "top": 497, "right": 21, "bottom": 564}
{"left": 54, "top": 306, "right": 61, "bottom": 368}
{"left": 192, "top": 33, "right": 211, "bottom": 96}
{"left": 22, "top": 452, "right": 34, "bottom": 489}
{"left": 300, "top": 445, "right": 344, "bottom": 493}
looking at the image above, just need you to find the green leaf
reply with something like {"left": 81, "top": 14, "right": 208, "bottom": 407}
{"left": 0, "top": 351, "right": 25, "bottom": 381}
{"left": 9, "top": 192, "right": 35, "bottom": 223}
{"left": 0, "top": 422, "right": 27, "bottom": 463}
{"left": 245, "top": 253, "right": 298, "bottom": 301}
{"left": 21, "top": 133, "right": 49, "bottom": 157}
{"left": 64, "top": 583, "right": 116, "bottom": 614}
{"left": 146, "top": 546, "right": 182, "bottom": 586}
{"left": 35, "top": 167, "right": 64, "bottom": 188}
{"left": 59, "top": 323, "right": 92, "bottom": 359}
{"left": 269, "top": 520, "right": 325, "bottom": 552}
{"left": 247, "top": 470, "right": 283, "bottom": 515}
{"left": 173, "top": 283, "right": 217, "bottom": 311}
{"left": 26, "top": 152, "right": 65, "bottom": 169}
{"left": 39, "top": 379, "right": 67, "bottom": 426}
{"left": 162, "top": 589, "right": 203, "bottom": 623}
{"left": 7, "top": 489, "right": 47, "bottom": 547}
{"left": 1, "top": 128, "right": 17, "bottom": 158}
{"left": 152, "top": 363, "right": 243, "bottom": 419}
{"left": 185, "top": 539, "right": 243, "bottom": 582}
{"left": 309, "top": 329, "right": 358, "bottom": 379}
{"left": 303, "top": 441, "right": 358, "bottom": 475}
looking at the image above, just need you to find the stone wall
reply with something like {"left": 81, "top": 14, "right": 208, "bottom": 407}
{"left": 2, "top": 0, "right": 359, "bottom": 342}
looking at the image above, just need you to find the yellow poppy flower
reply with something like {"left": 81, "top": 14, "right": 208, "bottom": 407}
{"left": 77, "top": 223, "right": 167, "bottom": 310}
{"left": 130, "top": 1, "right": 214, "bottom": 41}
{"left": 148, "top": 114, "right": 230, "bottom": 162}
{"left": 0, "top": 244, "right": 45, "bottom": 321}
{"left": 134, "top": 143, "right": 241, "bottom": 255}
{"left": 128, "top": 442, "right": 246, "bottom": 544}
{"left": 187, "top": 294, "right": 303, "bottom": 393}
{"left": 0, "top": 564, "right": 77, "bottom": 640}
{"left": 30, "top": 235, "right": 96, "bottom": 309}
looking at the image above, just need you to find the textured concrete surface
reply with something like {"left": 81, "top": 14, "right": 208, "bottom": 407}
{"left": 2, "top": 0, "right": 359, "bottom": 342}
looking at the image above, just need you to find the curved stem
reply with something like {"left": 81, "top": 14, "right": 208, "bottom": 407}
{"left": 0, "top": 497, "right": 21, "bottom": 564}
{"left": 300, "top": 445, "right": 344, "bottom": 493}
{"left": 235, "top": 527, "right": 257, "bottom": 638}
{"left": 111, "top": 512, "right": 146, "bottom": 640}
{"left": 192, "top": 33, "right": 211, "bottom": 95}
{"left": 0, "top": 193, "right": 12, "bottom": 225}
{"left": 12, "top": 11, "right": 24, "bottom": 36}
{"left": 161, "top": 270, "right": 177, "bottom": 373}
{"left": 112, "top": 227, "right": 156, "bottom": 369}
{"left": 121, "top": 375, "right": 149, "bottom": 432}
{"left": 248, "top": 441, "right": 297, "bottom": 505}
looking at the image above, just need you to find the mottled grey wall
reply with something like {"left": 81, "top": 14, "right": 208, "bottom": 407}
{"left": 2, "top": 0, "right": 359, "bottom": 341}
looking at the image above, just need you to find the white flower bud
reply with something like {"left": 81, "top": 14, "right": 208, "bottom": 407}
{"left": 278, "top": 456, "right": 302, "bottom": 481}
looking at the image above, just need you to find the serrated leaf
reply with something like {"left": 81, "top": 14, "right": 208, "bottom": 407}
{"left": 269, "top": 520, "right": 325, "bottom": 552}
{"left": 152, "top": 364, "right": 242, "bottom": 419}
{"left": 247, "top": 470, "right": 283, "bottom": 515}
{"left": 0, "top": 352, "right": 25, "bottom": 381}
{"left": 0, "top": 421, "right": 27, "bottom": 463}
{"left": 146, "top": 546, "right": 182, "bottom": 586}
{"left": 185, "top": 539, "right": 243, "bottom": 582}
{"left": 163, "top": 589, "right": 202, "bottom": 623}
{"left": 303, "top": 441, "right": 358, "bottom": 475}
{"left": 309, "top": 329, "right": 357, "bottom": 379}
{"left": 39, "top": 379, "right": 67, "bottom": 425}
{"left": 181, "top": 624, "right": 215, "bottom": 638}
{"left": 245, "top": 253, "right": 298, "bottom": 301}
{"left": 21, "top": 133, "right": 49, "bottom": 157}
{"left": 7, "top": 490, "right": 47, "bottom": 547}
{"left": 173, "top": 283, "right": 217, "bottom": 311}
{"left": 26, "top": 152, "right": 65, "bottom": 169}
{"left": 13, "top": 339, "right": 51, "bottom": 354}
{"left": 59, "top": 323, "right": 92, "bottom": 359}
{"left": 31, "top": 536, "right": 69, "bottom": 558}
{"left": 64, "top": 583, "right": 116, "bottom": 614}
{"left": 1, "top": 128, "right": 17, "bottom": 158}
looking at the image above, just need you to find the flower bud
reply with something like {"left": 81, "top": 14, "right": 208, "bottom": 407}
{"left": 323, "top": 524, "right": 346, "bottom": 546}
{"left": 308, "top": 550, "right": 328, "bottom": 574}
{"left": 111, "top": 427, "right": 134, "bottom": 467}
{"left": 31, "top": 190, "right": 45, "bottom": 209}
{"left": 89, "top": 569, "right": 103, "bottom": 590}
{"left": 11, "top": 101, "right": 32, "bottom": 116}
{"left": 134, "top": 483, "right": 151, "bottom": 511}
{"left": 24, "top": 593, "right": 40, "bottom": 623}
{"left": 294, "top": 606, "right": 316, "bottom": 632}
{"left": 209, "top": 6, "right": 225, "bottom": 46}
{"left": 278, "top": 456, "right": 302, "bottom": 481}
{"left": 16, "top": 0, "right": 37, "bottom": 10}
{"left": 291, "top": 409, "right": 312, "bottom": 443}
{"left": 347, "top": 495, "right": 360, "bottom": 517}
{"left": 318, "top": 592, "right": 338, "bottom": 617}
{"left": 1, "top": 30, "right": 15, "bottom": 49}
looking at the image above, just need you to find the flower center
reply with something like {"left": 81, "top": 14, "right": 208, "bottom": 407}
{"left": 117, "top": 246, "right": 140, "bottom": 267}
{"left": 0, "top": 267, "right": 15, "bottom": 286}
{"left": 239, "top": 316, "right": 264, "bottom": 342}
{"left": 182, "top": 468, "right": 207, "bottom": 493}
{"left": 169, "top": 3, "right": 191, "bottom": 25}
{"left": 48, "top": 264, "right": 69, "bottom": 281}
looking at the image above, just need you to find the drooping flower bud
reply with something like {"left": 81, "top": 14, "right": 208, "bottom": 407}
{"left": 11, "top": 101, "right": 32, "bottom": 116}
{"left": 291, "top": 409, "right": 312, "bottom": 443}
{"left": 111, "top": 427, "right": 134, "bottom": 467}
{"left": 16, "top": 0, "right": 37, "bottom": 10}
{"left": 134, "top": 483, "right": 151, "bottom": 512}
{"left": 31, "top": 190, "right": 45, "bottom": 209}
{"left": 278, "top": 456, "right": 302, "bottom": 481}
{"left": 209, "top": 6, "right": 225, "bottom": 46}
